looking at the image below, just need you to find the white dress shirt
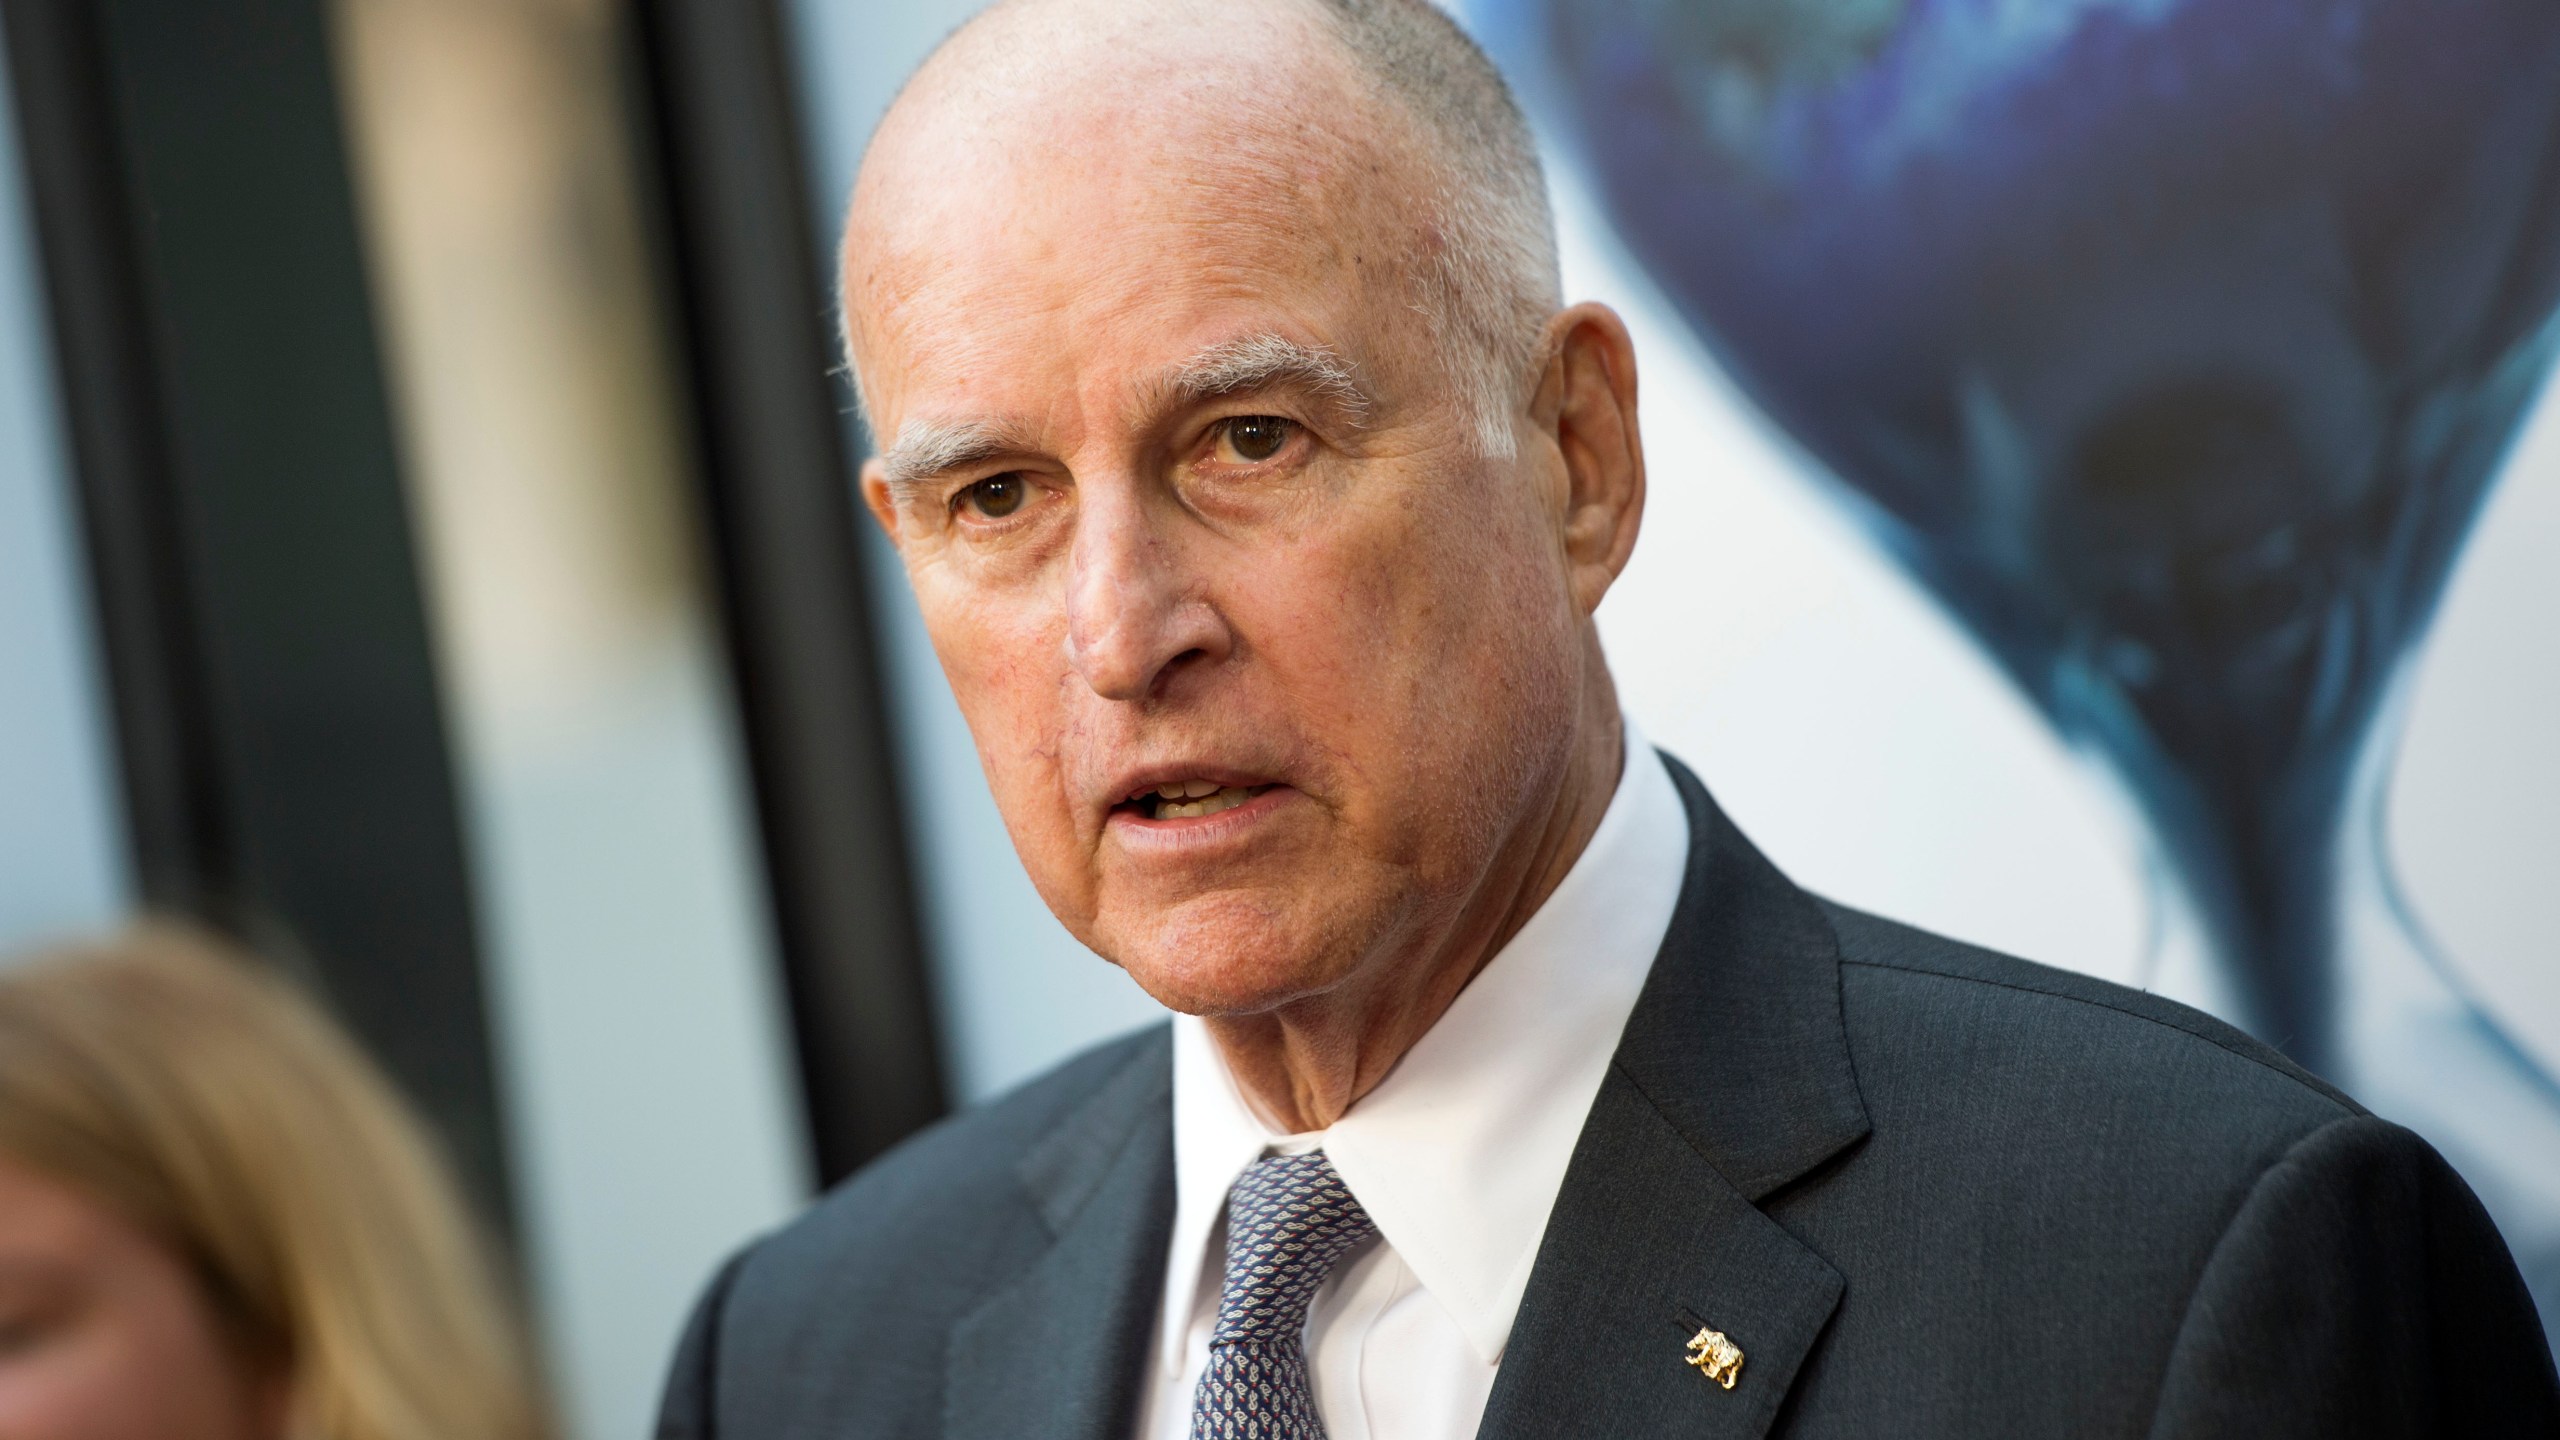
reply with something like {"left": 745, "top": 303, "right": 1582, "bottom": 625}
{"left": 1136, "top": 725, "right": 1692, "bottom": 1440}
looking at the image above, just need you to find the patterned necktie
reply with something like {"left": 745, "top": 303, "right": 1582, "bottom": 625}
{"left": 1189, "top": 1150, "right": 1378, "bottom": 1440}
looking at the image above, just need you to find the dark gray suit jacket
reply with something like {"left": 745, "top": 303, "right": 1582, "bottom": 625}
{"left": 659, "top": 758, "right": 2559, "bottom": 1438}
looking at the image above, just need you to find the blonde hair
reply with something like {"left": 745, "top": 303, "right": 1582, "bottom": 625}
{"left": 0, "top": 924, "right": 553, "bottom": 1440}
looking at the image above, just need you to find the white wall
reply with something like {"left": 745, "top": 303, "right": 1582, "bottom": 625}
{"left": 2392, "top": 363, "right": 2560, "bottom": 1076}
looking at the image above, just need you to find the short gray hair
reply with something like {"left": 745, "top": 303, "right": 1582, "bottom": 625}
{"left": 1302, "top": 0, "right": 1561, "bottom": 455}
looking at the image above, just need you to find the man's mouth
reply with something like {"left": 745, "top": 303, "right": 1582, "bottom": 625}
{"left": 1119, "top": 779, "right": 1277, "bottom": 821}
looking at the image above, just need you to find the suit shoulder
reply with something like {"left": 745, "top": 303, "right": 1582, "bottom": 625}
{"left": 1817, "top": 900, "right": 2360, "bottom": 1127}
{"left": 734, "top": 1022, "right": 1170, "bottom": 1295}
{"left": 666, "top": 1026, "right": 1170, "bottom": 1433}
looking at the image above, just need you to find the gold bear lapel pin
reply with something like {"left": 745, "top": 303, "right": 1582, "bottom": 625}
{"left": 1684, "top": 1324, "right": 1744, "bottom": 1390}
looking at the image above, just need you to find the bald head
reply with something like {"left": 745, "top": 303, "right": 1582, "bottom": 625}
{"left": 844, "top": 0, "right": 1558, "bottom": 453}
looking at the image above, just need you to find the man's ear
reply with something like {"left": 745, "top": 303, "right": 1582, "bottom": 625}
{"left": 860, "top": 457, "right": 903, "bottom": 545}
{"left": 1530, "top": 302, "right": 1645, "bottom": 615}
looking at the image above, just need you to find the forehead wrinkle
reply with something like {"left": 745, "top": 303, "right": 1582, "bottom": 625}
{"left": 850, "top": 22, "right": 1451, "bottom": 473}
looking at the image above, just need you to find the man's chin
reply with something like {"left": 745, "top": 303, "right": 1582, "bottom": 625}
{"left": 1080, "top": 871, "right": 1402, "bottom": 1014}
{"left": 1114, "top": 945, "right": 1358, "bottom": 1019}
{"left": 1100, "top": 905, "right": 1383, "bottom": 1019}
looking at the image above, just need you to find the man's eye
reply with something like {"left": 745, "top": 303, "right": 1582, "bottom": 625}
{"left": 1215, "top": 416, "right": 1294, "bottom": 464}
{"left": 956, "top": 474, "right": 1027, "bottom": 519}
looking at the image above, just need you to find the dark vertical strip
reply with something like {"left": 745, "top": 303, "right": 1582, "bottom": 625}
{"left": 626, "top": 0, "right": 948, "bottom": 1182}
{"left": 0, "top": 0, "right": 517, "bottom": 1231}
{"left": 0, "top": 0, "right": 226, "bottom": 915}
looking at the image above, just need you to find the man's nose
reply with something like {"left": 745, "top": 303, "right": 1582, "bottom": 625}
{"left": 1063, "top": 487, "right": 1231, "bottom": 702}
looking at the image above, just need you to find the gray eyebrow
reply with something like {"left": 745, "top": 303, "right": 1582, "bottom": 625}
{"left": 876, "top": 418, "right": 1030, "bottom": 499}
{"left": 876, "top": 336, "right": 1368, "bottom": 503}
{"left": 1141, "top": 334, "right": 1371, "bottom": 425}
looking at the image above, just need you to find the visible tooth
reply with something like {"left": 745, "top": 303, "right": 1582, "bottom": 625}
{"left": 1183, "top": 778, "right": 1219, "bottom": 798}
{"left": 1161, "top": 800, "right": 1197, "bottom": 819}
{"left": 1157, "top": 782, "right": 1186, "bottom": 800}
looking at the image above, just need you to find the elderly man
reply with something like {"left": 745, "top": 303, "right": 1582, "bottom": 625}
{"left": 659, "top": 1, "right": 2556, "bottom": 1436}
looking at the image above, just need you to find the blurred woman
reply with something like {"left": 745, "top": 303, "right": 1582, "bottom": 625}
{"left": 0, "top": 924, "right": 551, "bottom": 1440}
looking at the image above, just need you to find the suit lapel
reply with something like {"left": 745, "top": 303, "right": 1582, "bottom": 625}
{"left": 946, "top": 1033, "right": 1176, "bottom": 1440}
{"left": 1480, "top": 757, "right": 1870, "bottom": 1440}
{"left": 1480, "top": 1070, "right": 1845, "bottom": 1439}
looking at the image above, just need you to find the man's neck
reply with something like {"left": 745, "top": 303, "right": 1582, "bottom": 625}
{"left": 1204, "top": 693, "right": 1627, "bottom": 1134}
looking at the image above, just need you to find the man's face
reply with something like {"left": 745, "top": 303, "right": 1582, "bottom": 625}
{"left": 849, "top": 53, "right": 1593, "bottom": 1017}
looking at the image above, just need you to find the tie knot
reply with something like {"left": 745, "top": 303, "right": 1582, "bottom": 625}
{"left": 1212, "top": 1150, "right": 1376, "bottom": 1346}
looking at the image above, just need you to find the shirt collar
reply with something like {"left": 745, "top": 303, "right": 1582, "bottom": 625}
{"left": 1163, "top": 720, "right": 1692, "bottom": 1367}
